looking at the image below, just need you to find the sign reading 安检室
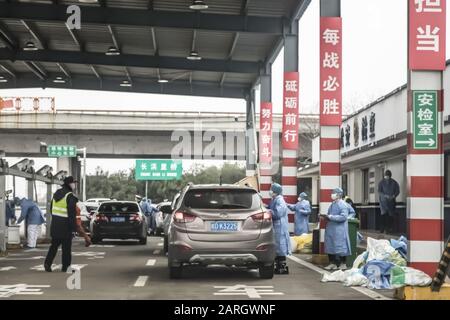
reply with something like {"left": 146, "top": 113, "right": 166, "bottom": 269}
{"left": 413, "top": 91, "right": 438, "bottom": 150}
{"left": 47, "top": 145, "right": 77, "bottom": 158}
{"left": 135, "top": 159, "right": 182, "bottom": 181}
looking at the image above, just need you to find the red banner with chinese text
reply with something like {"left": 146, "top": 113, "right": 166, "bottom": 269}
{"left": 409, "top": 0, "right": 446, "bottom": 70}
{"left": 259, "top": 102, "right": 273, "bottom": 164}
{"left": 282, "top": 72, "right": 299, "bottom": 150}
{"left": 320, "top": 17, "right": 342, "bottom": 126}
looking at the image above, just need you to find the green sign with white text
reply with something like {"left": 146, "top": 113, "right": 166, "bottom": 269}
{"left": 413, "top": 91, "right": 438, "bottom": 150}
{"left": 47, "top": 145, "right": 77, "bottom": 158}
{"left": 135, "top": 159, "right": 182, "bottom": 181}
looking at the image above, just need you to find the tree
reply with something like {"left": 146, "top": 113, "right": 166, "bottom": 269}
{"left": 86, "top": 162, "right": 246, "bottom": 203}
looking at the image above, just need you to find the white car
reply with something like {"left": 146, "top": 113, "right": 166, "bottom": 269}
{"left": 85, "top": 198, "right": 111, "bottom": 204}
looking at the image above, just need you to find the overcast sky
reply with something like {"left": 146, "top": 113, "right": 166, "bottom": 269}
{"left": 0, "top": 0, "right": 448, "bottom": 175}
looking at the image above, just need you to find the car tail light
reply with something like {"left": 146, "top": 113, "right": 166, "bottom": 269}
{"left": 256, "top": 244, "right": 270, "bottom": 251}
{"left": 173, "top": 211, "right": 196, "bottom": 223}
{"left": 129, "top": 213, "right": 141, "bottom": 222}
{"left": 251, "top": 211, "right": 272, "bottom": 222}
{"left": 95, "top": 214, "right": 108, "bottom": 222}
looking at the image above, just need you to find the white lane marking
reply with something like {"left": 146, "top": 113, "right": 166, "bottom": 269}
{"left": 0, "top": 267, "right": 16, "bottom": 271}
{"left": 134, "top": 276, "right": 148, "bottom": 287}
{"left": 30, "top": 264, "right": 87, "bottom": 271}
{"left": 153, "top": 250, "right": 160, "bottom": 255}
{"left": 23, "top": 249, "right": 48, "bottom": 252}
{"left": 0, "top": 256, "right": 45, "bottom": 261}
{"left": 0, "top": 284, "right": 51, "bottom": 298}
{"left": 287, "top": 255, "right": 392, "bottom": 300}
{"left": 214, "top": 285, "right": 284, "bottom": 299}
{"left": 89, "top": 245, "right": 115, "bottom": 248}
{"left": 146, "top": 259, "right": 156, "bottom": 266}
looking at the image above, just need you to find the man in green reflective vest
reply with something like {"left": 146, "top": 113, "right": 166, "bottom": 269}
{"left": 44, "top": 176, "right": 78, "bottom": 272}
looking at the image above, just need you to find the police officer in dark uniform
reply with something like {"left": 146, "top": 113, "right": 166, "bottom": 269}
{"left": 44, "top": 176, "right": 78, "bottom": 272}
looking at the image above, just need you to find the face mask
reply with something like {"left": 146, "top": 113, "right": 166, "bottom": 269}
{"left": 269, "top": 190, "right": 274, "bottom": 197}
{"left": 384, "top": 176, "right": 390, "bottom": 180}
{"left": 69, "top": 183, "right": 76, "bottom": 190}
{"left": 331, "top": 193, "right": 338, "bottom": 201}
{"left": 298, "top": 197, "right": 301, "bottom": 202}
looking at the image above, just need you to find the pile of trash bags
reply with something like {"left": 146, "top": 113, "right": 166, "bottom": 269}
{"left": 290, "top": 234, "right": 313, "bottom": 254}
{"left": 321, "top": 236, "right": 432, "bottom": 289}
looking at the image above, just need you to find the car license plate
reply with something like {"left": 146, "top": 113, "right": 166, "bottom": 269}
{"left": 211, "top": 221, "right": 238, "bottom": 232}
{"left": 111, "top": 217, "right": 125, "bottom": 223}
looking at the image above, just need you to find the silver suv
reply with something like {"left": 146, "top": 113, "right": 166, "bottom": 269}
{"left": 168, "top": 184, "right": 276, "bottom": 279}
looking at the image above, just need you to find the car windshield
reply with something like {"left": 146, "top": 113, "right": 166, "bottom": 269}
{"left": 98, "top": 203, "right": 140, "bottom": 214}
{"left": 183, "top": 189, "right": 262, "bottom": 210}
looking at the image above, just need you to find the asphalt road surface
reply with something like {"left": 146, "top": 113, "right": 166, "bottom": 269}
{"left": 0, "top": 237, "right": 394, "bottom": 300}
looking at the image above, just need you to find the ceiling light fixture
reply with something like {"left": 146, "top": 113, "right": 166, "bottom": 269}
{"left": 105, "top": 46, "right": 121, "bottom": 56}
{"left": 53, "top": 76, "right": 66, "bottom": 84}
{"left": 189, "top": 0, "right": 208, "bottom": 10}
{"left": 186, "top": 50, "right": 202, "bottom": 61}
{"left": 23, "top": 41, "right": 38, "bottom": 51}
{"left": 120, "top": 80, "right": 132, "bottom": 87}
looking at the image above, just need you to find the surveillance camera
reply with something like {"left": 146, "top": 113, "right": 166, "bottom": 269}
{"left": 11, "top": 158, "right": 30, "bottom": 171}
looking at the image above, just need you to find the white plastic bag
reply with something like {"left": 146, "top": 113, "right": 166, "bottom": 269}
{"left": 155, "top": 211, "right": 164, "bottom": 228}
{"left": 366, "top": 237, "right": 395, "bottom": 262}
{"left": 390, "top": 266, "right": 432, "bottom": 288}
{"left": 344, "top": 273, "right": 368, "bottom": 287}
{"left": 321, "top": 270, "right": 348, "bottom": 283}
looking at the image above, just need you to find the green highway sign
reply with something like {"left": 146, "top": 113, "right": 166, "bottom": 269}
{"left": 47, "top": 145, "right": 77, "bottom": 158}
{"left": 413, "top": 91, "right": 438, "bottom": 150}
{"left": 135, "top": 159, "right": 182, "bottom": 181}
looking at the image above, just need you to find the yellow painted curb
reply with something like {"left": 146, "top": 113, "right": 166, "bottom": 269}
{"left": 395, "top": 284, "right": 450, "bottom": 300}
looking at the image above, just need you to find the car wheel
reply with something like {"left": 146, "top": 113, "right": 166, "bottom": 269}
{"left": 259, "top": 263, "right": 274, "bottom": 279}
{"left": 139, "top": 236, "right": 147, "bottom": 245}
{"left": 163, "top": 236, "right": 168, "bottom": 254}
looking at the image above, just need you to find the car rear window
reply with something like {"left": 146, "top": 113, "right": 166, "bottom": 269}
{"left": 98, "top": 203, "right": 140, "bottom": 214}
{"left": 159, "top": 205, "right": 173, "bottom": 214}
{"left": 183, "top": 189, "right": 262, "bottom": 210}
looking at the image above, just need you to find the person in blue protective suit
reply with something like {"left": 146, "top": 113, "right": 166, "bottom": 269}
{"left": 15, "top": 197, "right": 45, "bottom": 248}
{"left": 321, "top": 187, "right": 351, "bottom": 271}
{"left": 268, "top": 183, "right": 291, "bottom": 275}
{"left": 146, "top": 198, "right": 158, "bottom": 235}
{"left": 287, "top": 192, "right": 311, "bottom": 236}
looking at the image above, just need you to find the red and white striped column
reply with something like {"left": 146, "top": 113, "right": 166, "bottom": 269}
{"left": 407, "top": 0, "right": 445, "bottom": 276}
{"left": 259, "top": 101, "right": 273, "bottom": 205}
{"left": 282, "top": 72, "right": 299, "bottom": 233}
{"left": 319, "top": 127, "right": 341, "bottom": 253}
{"left": 319, "top": 8, "right": 342, "bottom": 254}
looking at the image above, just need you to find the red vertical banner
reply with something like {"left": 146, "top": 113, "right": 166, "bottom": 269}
{"left": 320, "top": 17, "right": 342, "bottom": 126}
{"left": 282, "top": 72, "right": 299, "bottom": 150}
{"left": 409, "top": 0, "right": 446, "bottom": 70}
{"left": 259, "top": 102, "right": 273, "bottom": 165}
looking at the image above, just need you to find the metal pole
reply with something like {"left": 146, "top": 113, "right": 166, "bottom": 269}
{"left": 145, "top": 181, "right": 148, "bottom": 198}
{"left": 0, "top": 174, "right": 6, "bottom": 254}
{"left": 46, "top": 183, "right": 52, "bottom": 240}
{"left": 83, "top": 147, "right": 86, "bottom": 202}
